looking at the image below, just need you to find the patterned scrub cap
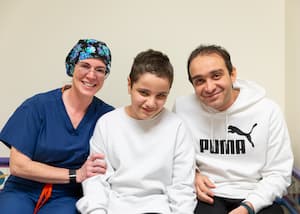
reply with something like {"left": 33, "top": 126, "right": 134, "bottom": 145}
{"left": 65, "top": 39, "right": 112, "bottom": 77}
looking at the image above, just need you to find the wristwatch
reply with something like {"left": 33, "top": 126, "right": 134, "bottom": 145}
{"left": 240, "top": 202, "right": 255, "bottom": 214}
{"left": 69, "top": 169, "right": 77, "bottom": 184}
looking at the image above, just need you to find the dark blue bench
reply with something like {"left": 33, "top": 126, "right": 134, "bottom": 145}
{"left": 0, "top": 157, "right": 9, "bottom": 166}
{"left": 0, "top": 157, "right": 9, "bottom": 189}
{"left": 276, "top": 168, "right": 300, "bottom": 214}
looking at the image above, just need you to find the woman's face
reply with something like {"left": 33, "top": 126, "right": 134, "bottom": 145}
{"left": 72, "top": 58, "right": 106, "bottom": 98}
{"left": 126, "top": 72, "right": 170, "bottom": 120}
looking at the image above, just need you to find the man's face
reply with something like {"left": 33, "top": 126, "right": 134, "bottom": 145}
{"left": 189, "top": 53, "right": 238, "bottom": 111}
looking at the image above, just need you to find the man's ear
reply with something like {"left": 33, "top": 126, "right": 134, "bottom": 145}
{"left": 231, "top": 66, "right": 237, "bottom": 83}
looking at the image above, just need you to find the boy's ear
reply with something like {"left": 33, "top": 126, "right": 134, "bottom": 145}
{"left": 127, "top": 77, "right": 131, "bottom": 94}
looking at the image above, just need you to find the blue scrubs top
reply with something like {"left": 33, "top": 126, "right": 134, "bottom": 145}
{"left": 0, "top": 88, "right": 114, "bottom": 197}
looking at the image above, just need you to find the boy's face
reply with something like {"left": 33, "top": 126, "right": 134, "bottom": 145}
{"left": 126, "top": 72, "right": 170, "bottom": 120}
{"left": 189, "top": 53, "right": 238, "bottom": 111}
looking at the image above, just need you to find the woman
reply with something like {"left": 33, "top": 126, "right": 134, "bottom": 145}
{"left": 77, "top": 49, "right": 196, "bottom": 214}
{"left": 0, "top": 39, "right": 114, "bottom": 213}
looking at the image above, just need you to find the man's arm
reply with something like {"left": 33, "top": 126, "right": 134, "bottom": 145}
{"left": 242, "top": 104, "right": 293, "bottom": 212}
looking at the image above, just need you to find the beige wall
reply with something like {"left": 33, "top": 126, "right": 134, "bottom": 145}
{"left": 0, "top": 0, "right": 293, "bottom": 164}
{"left": 286, "top": 0, "right": 300, "bottom": 168}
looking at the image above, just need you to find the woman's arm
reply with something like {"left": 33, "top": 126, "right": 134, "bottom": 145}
{"left": 9, "top": 146, "right": 106, "bottom": 184}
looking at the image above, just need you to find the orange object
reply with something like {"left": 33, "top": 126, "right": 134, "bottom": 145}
{"left": 33, "top": 183, "right": 53, "bottom": 214}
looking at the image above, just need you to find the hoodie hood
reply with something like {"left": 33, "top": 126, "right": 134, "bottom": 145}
{"left": 194, "top": 79, "right": 266, "bottom": 144}
{"left": 230, "top": 79, "right": 266, "bottom": 113}
{"left": 173, "top": 78, "right": 267, "bottom": 140}
{"left": 200, "top": 79, "right": 266, "bottom": 116}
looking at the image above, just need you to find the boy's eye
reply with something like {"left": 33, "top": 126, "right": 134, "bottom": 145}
{"left": 157, "top": 94, "right": 167, "bottom": 99}
{"left": 139, "top": 90, "right": 148, "bottom": 96}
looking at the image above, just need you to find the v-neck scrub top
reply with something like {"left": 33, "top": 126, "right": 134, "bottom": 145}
{"left": 0, "top": 88, "right": 114, "bottom": 196}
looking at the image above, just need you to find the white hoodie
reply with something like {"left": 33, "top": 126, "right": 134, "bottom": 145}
{"left": 173, "top": 79, "right": 293, "bottom": 212}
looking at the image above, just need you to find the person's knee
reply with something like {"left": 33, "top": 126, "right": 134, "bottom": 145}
{"left": 39, "top": 196, "right": 78, "bottom": 214}
{"left": 0, "top": 191, "right": 35, "bottom": 214}
{"left": 257, "top": 202, "right": 283, "bottom": 214}
{"left": 194, "top": 198, "right": 227, "bottom": 214}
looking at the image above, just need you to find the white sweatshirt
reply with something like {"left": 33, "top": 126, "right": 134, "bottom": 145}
{"left": 173, "top": 79, "right": 293, "bottom": 212}
{"left": 76, "top": 107, "right": 196, "bottom": 214}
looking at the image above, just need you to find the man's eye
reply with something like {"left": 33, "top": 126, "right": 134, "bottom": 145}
{"left": 213, "top": 74, "right": 221, "bottom": 79}
{"left": 193, "top": 79, "right": 204, "bottom": 85}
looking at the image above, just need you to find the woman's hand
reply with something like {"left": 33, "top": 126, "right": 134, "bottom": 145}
{"left": 76, "top": 153, "right": 107, "bottom": 183}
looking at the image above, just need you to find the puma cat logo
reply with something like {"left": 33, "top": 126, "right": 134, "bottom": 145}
{"left": 228, "top": 123, "right": 257, "bottom": 147}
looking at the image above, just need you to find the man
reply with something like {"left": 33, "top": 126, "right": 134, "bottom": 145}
{"left": 173, "top": 45, "right": 293, "bottom": 214}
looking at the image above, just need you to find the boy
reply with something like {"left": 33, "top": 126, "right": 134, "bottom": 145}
{"left": 77, "top": 49, "right": 196, "bottom": 214}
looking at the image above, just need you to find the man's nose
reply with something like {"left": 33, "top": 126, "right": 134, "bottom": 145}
{"left": 204, "top": 79, "right": 215, "bottom": 92}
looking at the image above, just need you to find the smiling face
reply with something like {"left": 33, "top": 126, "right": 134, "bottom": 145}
{"left": 189, "top": 53, "right": 238, "bottom": 111}
{"left": 126, "top": 72, "right": 170, "bottom": 120}
{"left": 72, "top": 58, "right": 106, "bottom": 98}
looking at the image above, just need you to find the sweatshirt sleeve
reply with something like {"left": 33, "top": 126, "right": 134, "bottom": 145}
{"left": 245, "top": 104, "right": 293, "bottom": 212}
{"left": 167, "top": 123, "right": 197, "bottom": 214}
{"left": 76, "top": 119, "right": 113, "bottom": 214}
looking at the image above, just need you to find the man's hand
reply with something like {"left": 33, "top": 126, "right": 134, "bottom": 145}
{"left": 195, "top": 171, "right": 216, "bottom": 204}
